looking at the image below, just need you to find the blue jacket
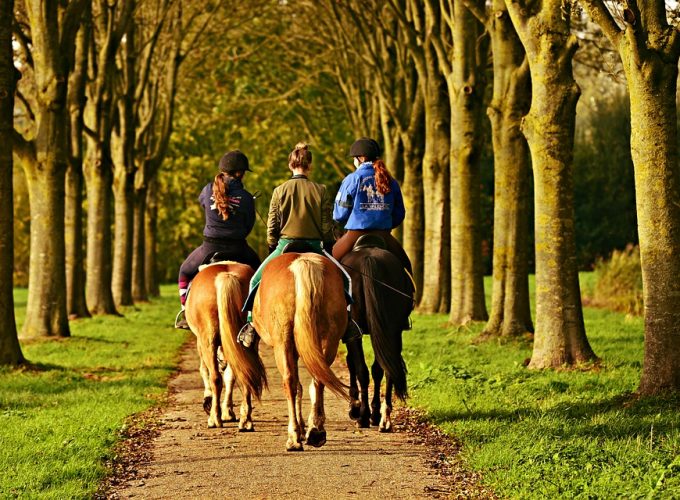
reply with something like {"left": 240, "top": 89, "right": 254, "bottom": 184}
{"left": 199, "top": 178, "right": 255, "bottom": 240}
{"left": 333, "top": 162, "right": 406, "bottom": 230}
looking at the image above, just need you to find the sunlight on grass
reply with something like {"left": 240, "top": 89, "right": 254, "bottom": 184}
{"left": 2, "top": 286, "right": 188, "bottom": 498}
{"left": 399, "top": 275, "right": 680, "bottom": 498}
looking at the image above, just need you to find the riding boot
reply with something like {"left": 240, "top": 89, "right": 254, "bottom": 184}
{"left": 237, "top": 313, "right": 259, "bottom": 348}
{"left": 342, "top": 312, "right": 363, "bottom": 344}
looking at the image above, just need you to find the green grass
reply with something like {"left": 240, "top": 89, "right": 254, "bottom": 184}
{"left": 399, "top": 275, "right": 680, "bottom": 499}
{"left": 1, "top": 286, "right": 188, "bottom": 499}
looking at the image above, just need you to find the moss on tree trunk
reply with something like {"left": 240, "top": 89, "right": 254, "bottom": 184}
{"left": 482, "top": 0, "right": 533, "bottom": 338}
{"left": 507, "top": 0, "right": 596, "bottom": 368}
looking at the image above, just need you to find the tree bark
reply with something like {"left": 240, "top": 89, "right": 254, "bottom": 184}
{"left": 581, "top": 1, "right": 680, "bottom": 392}
{"left": 112, "top": 4, "right": 136, "bottom": 307}
{"left": 0, "top": 0, "right": 24, "bottom": 364}
{"left": 505, "top": 0, "right": 596, "bottom": 368}
{"left": 132, "top": 183, "right": 148, "bottom": 301}
{"left": 84, "top": 140, "right": 118, "bottom": 315}
{"left": 145, "top": 178, "right": 160, "bottom": 297}
{"left": 480, "top": 0, "right": 533, "bottom": 338}
{"left": 446, "top": 1, "right": 488, "bottom": 324}
{"left": 18, "top": 0, "right": 84, "bottom": 337}
{"left": 65, "top": 17, "right": 90, "bottom": 319}
{"left": 400, "top": 92, "right": 425, "bottom": 302}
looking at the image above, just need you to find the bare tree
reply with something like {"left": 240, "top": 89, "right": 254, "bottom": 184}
{"left": 12, "top": 0, "right": 89, "bottom": 337}
{"left": 581, "top": 0, "right": 680, "bottom": 393}
{"left": 465, "top": 0, "right": 533, "bottom": 339}
{"left": 504, "top": 0, "right": 597, "bottom": 367}
{"left": 0, "top": 0, "right": 24, "bottom": 364}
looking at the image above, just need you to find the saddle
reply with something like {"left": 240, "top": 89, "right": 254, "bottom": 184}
{"left": 197, "top": 252, "right": 238, "bottom": 272}
{"left": 281, "top": 241, "right": 320, "bottom": 254}
{"left": 352, "top": 234, "right": 386, "bottom": 251}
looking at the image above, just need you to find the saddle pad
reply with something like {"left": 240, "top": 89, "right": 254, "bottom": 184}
{"left": 198, "top": 260, "right": 237, "bottom": 272}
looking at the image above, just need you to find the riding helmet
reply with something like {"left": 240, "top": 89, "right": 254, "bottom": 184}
{"left": 349, "top": 137, "right": 381, "bottom": 160}
{"left": 219, "top": 150, "right": 252, "bottom": 172}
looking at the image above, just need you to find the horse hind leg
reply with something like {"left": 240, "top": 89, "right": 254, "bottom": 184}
{"left": 199, "top": 357, "right": 212, "bottom": 415}
{"left": 371, "top": 360, "right": 384, "bottom": 427}
{"left": 347, "top": 339, "right": 371, "bottom": 428}
{"left": 238, "top": 389, "right": 254, "bottom": 432}
{"left": 379, "top": 377, "right": 393, "bottom": 433}
{"left": 199, "top": 335, "right": 224, "bottom": 428}
{"left": 222, "top": 363, "right": 237, "bottom": 422}
{"left": 275, "top": 347, "right": 303, "bottom": 451}
{"left": 305, "top": 380, "right": 327, "bottom": 447}
{"left": 296, "top": 380, "right": 305, "bottom": 439}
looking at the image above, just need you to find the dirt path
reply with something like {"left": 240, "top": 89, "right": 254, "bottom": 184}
{"left": 106, "top": 341, "right": 491, "bottom": 499}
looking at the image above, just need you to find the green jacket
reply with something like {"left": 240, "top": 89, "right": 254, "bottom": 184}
{"left": 266, "top": 174, "right": 334, "bottom": 248}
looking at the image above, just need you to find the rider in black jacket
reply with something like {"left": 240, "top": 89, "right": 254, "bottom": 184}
{"left": 175, "top": 150, "right": 261, "bottom": 329}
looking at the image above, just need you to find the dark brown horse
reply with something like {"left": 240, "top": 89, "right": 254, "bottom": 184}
{"left": 342, "top": 244, "right": 412, "bottom": 431}
{"left": 185, "top": 261, "right": 267, "bottom": 429}
{"left": 243, "top": 252, "right": 349, "bottom": 451}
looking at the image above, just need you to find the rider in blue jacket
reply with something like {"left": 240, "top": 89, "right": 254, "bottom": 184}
{"left": 332, "top": 138, "right": 412, "bottom": 277}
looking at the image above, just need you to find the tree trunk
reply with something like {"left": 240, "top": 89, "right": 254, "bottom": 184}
{"left": 132, "top": 184, "right": 148, "bottom": 301}
{"left": 482, "top": 0, "right": 533, "bottom": 338}
{"left": 112, "top": 167, "right": 135, "bottom": 306}
{"left": 418, "top": 48, "right": 451, "bottom": 314}
{"left": 0, "top": 0, "right": 24, "bottom": 363}
{"left": 448, "top": 2, "right": 488, "bottom": 325}
{"left": 506, "top": 1, "right": 596, "bottom": 368}
{"left": 84, "top": 142, "right": 118, "bottom": 315}
{"left": 145, "top": 179, "right": 160, "bottom": 297}
{"left": 624, "top": 45, "right": 680, "bottom": 394}
{"left": 65, "top": 164, "right": 89, "bottom": 318}
{"left": 65, "top": 19, "right": 90, "bottom": 319}
{"left": 401, "top": 93, "right": 425, "bottom": 302}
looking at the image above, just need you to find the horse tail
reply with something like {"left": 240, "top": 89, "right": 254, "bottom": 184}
{"left": 362, "top": 255, "right": 408, "bottom": 400}
{"left": 289, "top": 255, "right": 350, "bottom": 401}
{"left": 215, "top": 271, "right": 267, "bottom": 400}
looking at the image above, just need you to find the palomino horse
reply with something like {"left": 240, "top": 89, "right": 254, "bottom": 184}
{"left": 342, "top": 240, "right": 412, "bottom": 431}
{"left": 185, "top": 261, "right": 267, "bottom": 429}
{"left": 238, "top": 251, "right": 349, "bottom": 451}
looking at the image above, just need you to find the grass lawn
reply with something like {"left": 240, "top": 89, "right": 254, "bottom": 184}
{"left": 399, "top": 274, "right": 680, "bottom": 498}
{"left": 1, "top": 286, "right": 188, "bottom": 499}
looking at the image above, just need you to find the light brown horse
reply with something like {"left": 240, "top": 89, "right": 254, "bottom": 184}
{"left": 185, "top": 262, "right": 267, "bottom": 429}
{"left": 246, "top": 252, "right": 349, "bottom": 451}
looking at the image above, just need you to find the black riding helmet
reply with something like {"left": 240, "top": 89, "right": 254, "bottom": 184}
{"left": 349, "top": 137, "right": 380, "bottom": 160}
{"left": 219, "top": 150, "right": 252, "bottom": 172}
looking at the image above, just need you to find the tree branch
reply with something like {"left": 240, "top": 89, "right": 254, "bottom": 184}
{"left": 580, "top": 0, "right": 623, "bottom": 46}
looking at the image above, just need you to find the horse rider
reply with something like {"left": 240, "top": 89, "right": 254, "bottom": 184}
{"left": 332, "top": 137, "right": 414, "bottom": 325}
{"left": 238, "top": 142, "right": 361, "bottom": 347}
{"left": 175, "top": 150, "right": 261, "bottom": 330}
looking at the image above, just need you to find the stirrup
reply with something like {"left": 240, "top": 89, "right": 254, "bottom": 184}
{"left": 237, "top": 323, "right": 258, "bottom": 348}
{"left": 174, "top": 309, "right": 190, "bottom": 330}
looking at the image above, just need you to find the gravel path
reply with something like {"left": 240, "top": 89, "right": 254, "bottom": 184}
{"left": 107, "top": 340, "right": 491, "bottom": 499}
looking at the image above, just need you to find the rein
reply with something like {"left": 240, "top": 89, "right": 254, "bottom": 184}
{"left": 341, "top": 262, "right": 414, "bottom": 302}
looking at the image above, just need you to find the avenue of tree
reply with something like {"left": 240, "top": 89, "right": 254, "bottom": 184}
{"left": 1, "top": 0, "right": 679, "bottom": 395}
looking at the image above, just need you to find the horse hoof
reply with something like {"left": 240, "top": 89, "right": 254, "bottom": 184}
{"left": 306, "top": 428, "right": 327, "bottom": 448}
{"left": 225, "top": 413, "right": 237, "bottom": 423}
{"left": 286, "top": 440, "right": 304, "bottom": 452}
{"left": 379, "top": 422, "right": 393, "bottom": 433}
{"left": 207, "top": 419, "right": 223, "bottom": 429}
{"left": 203, "top": 397, "right": 212, "bottom": 415}
{"left": 370, "top": 414, "right": 381, "bottom": 426}
{"left": 356, "top": 418, "right": 370, "bottom": 429}
{"left": 238, "top": 421, "right": 255, "bottom": 432}
{"left": 348, "top": 404, "right": 361, "bottom": 421}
